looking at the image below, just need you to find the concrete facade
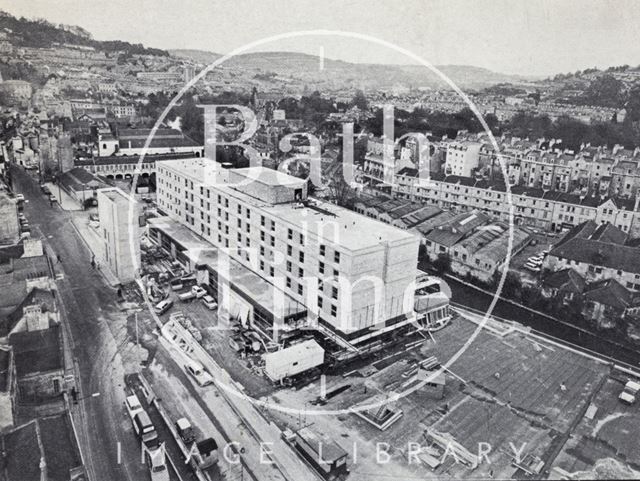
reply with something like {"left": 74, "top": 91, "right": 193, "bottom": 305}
{"left": 0, "top": 192, "right": 19, "bottom": 245}
{"left": 156, "top": 158, "right": 420, "bottom": 342}
{"left": 97, "top": 188, "right": 141, "bottom": 283}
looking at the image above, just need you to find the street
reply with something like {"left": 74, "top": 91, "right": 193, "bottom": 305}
{"left": 11, "top": 166, "right": 152, "bottom": 481}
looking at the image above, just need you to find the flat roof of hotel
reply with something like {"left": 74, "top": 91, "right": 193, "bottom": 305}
{"left": 159, "top": 158, "right": 419, "bottom": 251}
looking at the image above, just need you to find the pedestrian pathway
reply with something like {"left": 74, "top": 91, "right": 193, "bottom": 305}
{"left": 69, "top": 211, "right": 121, "bottom": 287}
{"left": 44, "top": 182, "right": 82, "bottom": 211}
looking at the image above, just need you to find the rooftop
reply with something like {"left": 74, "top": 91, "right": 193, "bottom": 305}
{"left": 9, "top": 325, "right": 63, "bottom": 377}
{"left": 161, "top": 159, "right": 419, "bottom": 251}
{"left": 0, "top": 413, "right": 84, "bottom": 481}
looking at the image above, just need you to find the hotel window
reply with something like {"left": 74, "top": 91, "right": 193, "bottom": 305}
{"left": 288, "top": 228, "right": 293, "bottom": 240}
{"left": 259, "top": 260, "right": 264, "bottom": 271}
{"left": 260, "top": 246, "right": 265, "bottom": 256}
{"left": 319, "top": 245, "right": 326, "bottom": 256}
{"left": 287, "top": 245, "right": 293, "bottom": 256}
{"left": 237, "top": 205, "right": 242, "bottom": 214}
{"left": 237, "top": 219, "right": 242, "bottom": 228}
{"left": 218, "top": 195, "right": 222, "bottom": 203}
{"left": 318, "top": 297, "right": 323, "bottom": 308}
{"left": 270, "top": 220, "right": 276, "bottom": 231}
{"left": 319, "top": 261, "right": 325, "bottom": 274}
{"left": 286, "top": 277, "right": 292, "bottom": 288}
{"left": 286, "top": 261, "right": 292, "bottom": 272}
{"left": 218, "top": 208, "right": 222, "bottom": 216}
{"left": 245, "top": 238, "right": 250, "bottom": 247}
{"left": 270, "top": 236, "right": 275, "bottom": 247}
{"left": 261, "top": 215, "right": 265, "bottom": 227}
{"left": 225, "top": 198, "right": 229, "bottom": 207}
{"left": 298, "top": 268, "right": 304, "bottom": 278}
{"left": 331, "top": 305, "right": 337, "bottom": 317}
{"left": 246, "top": 209, "right": 250, "bottom": 219}
{"left": 269, "top": 266, "right": 274, "bottom": 277}
{"left": 246, "top": 224, "right": 251, "bottom": 233}
{"left": 260, "top": 231, "right": 265, "bottom": 241}
{"left": 299, "top": 233, "right": 305, "bottom": 245}
{"left": 332, "top": 286, "right": 338, "bottom": 299}
{"left": 333, "top": 269, "right": 338, "bottom": 278}
{"left": 237, "top": 233, "right": 242, "bottom": 242}
{"left": 299, "top": 252, "right": 304, "bottom": 263}
{"left": 297, "top": 284, "right": 303, "bottom": 296}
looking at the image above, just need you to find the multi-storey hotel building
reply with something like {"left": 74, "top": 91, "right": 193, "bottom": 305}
{"left": 155, "top": 158, "right": 420, "bottom": 345}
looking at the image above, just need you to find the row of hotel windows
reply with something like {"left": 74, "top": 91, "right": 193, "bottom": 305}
{"left": 161, "top": 172, "right": 345, "bottom": 260}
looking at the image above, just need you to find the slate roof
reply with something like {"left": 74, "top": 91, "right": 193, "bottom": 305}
{"left": 0, "top": 413, "right": 84, "bottom": 481}
{"left": 0, "top": 255, "right": 51, "bottom": 281}
{"left": 550, "top": 221, "right": 640, "bottom": 274}
{"left": 0, "top": 288, "right": 56, "bottom": 337}
{"left": 583, "top": 278, "right": 634, "bottom": 310}
{"left": 9, "top": 325, "right": 63, "bottom": 377}
{"left": 542, "top": 268, "right": 586, "bottom": 293}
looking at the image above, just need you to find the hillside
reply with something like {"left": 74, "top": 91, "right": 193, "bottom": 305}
{"left": 0, "top": 10, "right": 168, "bottom": 57}
{"left": 170, "top": 49, "right": 532, "bottom": 90}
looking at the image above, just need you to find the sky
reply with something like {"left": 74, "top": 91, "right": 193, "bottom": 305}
{"left": 2, "top": 0, "right": 640, "bottom": 76}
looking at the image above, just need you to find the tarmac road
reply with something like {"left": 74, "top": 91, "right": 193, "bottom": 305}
{"left": 10, "top": 166, "right": 153, "bottom": 481}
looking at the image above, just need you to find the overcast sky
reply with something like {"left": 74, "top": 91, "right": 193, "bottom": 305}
{"left": 3, "top": 0, "right": 640, "bottom": 76}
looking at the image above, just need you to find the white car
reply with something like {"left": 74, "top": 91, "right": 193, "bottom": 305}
{"left": 146, "top": 445, "right": 170, "bottom": 481}
{"left": 192, "top": 285, "right": 207, "bottom": 299}
{"left": 202, "top": 295, "right": 217, "bottom": 310}
{"left": 154, "top": 299, "right": 174, "bottom": 315}
{"left": 184, "top": 360, "right": 214, "bottom": 387}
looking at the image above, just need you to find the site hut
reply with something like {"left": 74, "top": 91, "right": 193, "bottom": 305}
{"left": 294, "top": 427, "right": 349, "bottom": 478}
{"left": 97, "top": 187, "right": 141, "bottom": 283}
{"left": 153, "top": 157, "right": 421, "bottom": 352}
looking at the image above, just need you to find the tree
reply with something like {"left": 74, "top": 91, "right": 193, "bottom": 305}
{"left": 327, "top": 161, "right": 356, "bottom": 208}
{"left": 351, "top": 90, "right": 368, "bottom": 111}
{"left": 432, "top": 254, "right": 451, "bottom": 275}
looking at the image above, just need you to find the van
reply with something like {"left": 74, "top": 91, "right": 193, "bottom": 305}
{"left": 154, "top": 299, "right": 173, "bottom": 315}
{"left": 133, "top": 411, "right": 159, "bottom": 449}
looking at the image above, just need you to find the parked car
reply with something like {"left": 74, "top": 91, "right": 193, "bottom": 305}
{"left": 184, "top": 360, "right": 214, "bottom": 387}
{"left": 133, "top": 411, "right": 159, "bottom": 449}
{"left": 192, "top": 286, "right": 207, "bottom": 299}
{"left": 146, "top": 445, "right": 169, "bottom": 481}
{"left": 154, "top": 299, "right": 174, "bottom": 315}
{"left": 49, "top": 195, "right": 57, "bottom": 203}
{"left": 175, "top": 417, "right": 195, "bottom": 445}
{"left": 15, "top": 194, "right": 24, "bottom": 202}
{"left": 178, "top": 290, "right": 196, "bottom": 302}
{"left": 202, "top": 295, "right": 217, "bottom": 310}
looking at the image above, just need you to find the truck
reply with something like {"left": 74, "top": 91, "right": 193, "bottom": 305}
{"left": 178, "top": 285, "right": 206, "bottom": 302}
{"left": 125, "top": 394, "right": 143, "bottom": 422}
